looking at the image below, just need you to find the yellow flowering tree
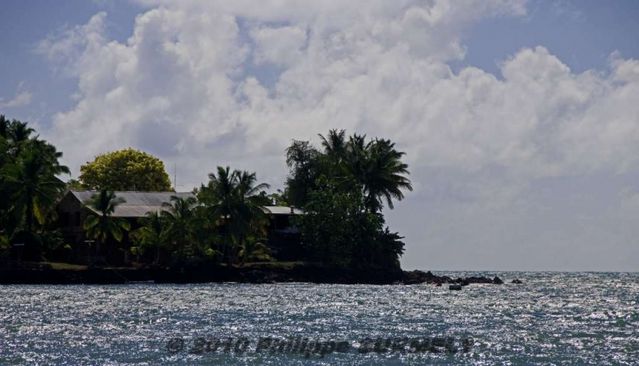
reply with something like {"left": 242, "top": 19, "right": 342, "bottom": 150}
{"left": 79, "top": 148, "right": 172, "bottom": 191}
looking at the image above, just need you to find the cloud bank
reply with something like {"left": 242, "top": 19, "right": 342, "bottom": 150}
{"left": 38, "top": 0, "right": 639, "bottom": 270}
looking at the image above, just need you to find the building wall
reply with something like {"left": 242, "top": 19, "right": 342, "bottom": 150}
{"left": 56, "top": 192, "right": 92, "bottom": 262}
{"left": 267, "top": 214, "right": 302, "bottom": 261}
{"left": 56, "top": 192, "right": 87, "bottom": 245}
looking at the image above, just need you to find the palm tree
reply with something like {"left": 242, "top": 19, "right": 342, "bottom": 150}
{"left": 198, "top": 166, "right": 270, "bottom": 264}
{"left": 1, "top": 119, "right": 13, "bottom": 233}
{"left": 131, "top": 211, "right": 166, "bottom": 264}
{"left": 84, "top": 190, "right": 130, "bottom": 263}
{"left": 356, "top": 138, "right": 413, "bottom": 213}
{"left": 0, "top": 115, "right": 9, "bottom": 138}
{"left": 5, "top": 119, "right": 35, "bottom": 158}
{"left": 0, "top": 117, "right": 71, "bottom": 260}
{"left": 2, "top": 146, "right": 69, "bottom": 258}
{"left": 330, "top": 134, "right": 413, "bottom": 213}
{"left": 234, "top": 170, "right": 270, "bottom": 255}
{"left": 319, "top": 129, "right": 347, "bottom": 160}
{"left": 7, "top": 120, "right": 34, "bottom": 143}
{"left": 161, "top": 195, "right": 197, "bottom": 260}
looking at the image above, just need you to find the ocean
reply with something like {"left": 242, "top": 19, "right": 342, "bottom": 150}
{"left": 1, "top": 272, "right": 637, "bottom": 365}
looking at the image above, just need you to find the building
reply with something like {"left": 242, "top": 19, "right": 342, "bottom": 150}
{"left": 56, "top": 190, "right": 302, "bottom": 263}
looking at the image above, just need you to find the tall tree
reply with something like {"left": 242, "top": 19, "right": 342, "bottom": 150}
{"left": 84, "top": 190, "right": 131, "bottom": 262}
{"left": 319, "top": 129, "right": 347, "bottom": 161}
{"left": 1, "top": 117, "right": 70, "bottom": 259}
{"left": 130, "top": 211, "right": 167, "bottom": 265}
{"left": 287, "top": 130, "right": 413, "bottom": 213}
{"left": 285, "top": 140, "right": 321, "bottom": 207}
{"left": 3, "top": 149, "right": 69, "bottom": 238}
{"left": 0, "top": 117, "right": 13, "bottom": 236}
{"left": 285, "top": 129, "right": 411, "bottom": 269}
{"left": 4, "top": 118, "right": 34, "bottom": 158}
{"left": 349, "top": 138, "right": 413, "bottom": 213}
{"left": 79, "top": 148, "right": 172, "bottom": 191}
{"left": 235, "top": 170, "right": 271, "bottom": 253}
{"left": 197, "top": 166, "right": 270, "bottom": 264}
{"left": 161, "top": 195, "right": 197, "bottom": 261}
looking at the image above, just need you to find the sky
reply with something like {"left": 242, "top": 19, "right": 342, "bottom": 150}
{"left": 1, "top": 0, "right": 639, "bottom": 271}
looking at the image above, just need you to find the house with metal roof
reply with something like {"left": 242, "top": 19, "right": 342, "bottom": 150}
{"left": 60, "top": 190, "right": 303, "bottom": 218}
{"left": 56, "top": 190, "right": 302, "bottom": 264}
{"left": 66, "top": 190, "right": 195, "bottom": 218}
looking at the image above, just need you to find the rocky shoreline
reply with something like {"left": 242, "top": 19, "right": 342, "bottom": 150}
{"left": 0, "top": 263, "right": 509, "bottom": 286}
{"left": 402, "top": 270, "right": 505, "bottom": 285}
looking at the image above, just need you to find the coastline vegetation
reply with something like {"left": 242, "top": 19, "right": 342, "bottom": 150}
{"left": 0, "top": 115, "right": 70, "bottom": 262}
{"left": 1, "top": 116, "right": 412, "bottom": 273}
{"left": 286, "top": 130, "right": 412, "bottom": 270}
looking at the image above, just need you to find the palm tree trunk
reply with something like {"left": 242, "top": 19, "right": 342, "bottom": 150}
{"left": 92, "top": 239, "right": 101, "bottom": 266}
{"left": 155, "top": 246, "right": 161, "bottom": 265}
{"left": 25, "top": 195, "right": 34, "bottom": 240}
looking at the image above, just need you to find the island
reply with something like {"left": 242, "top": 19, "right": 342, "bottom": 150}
{"left": 1, "top": 116, "right": 503, "bottom": 286}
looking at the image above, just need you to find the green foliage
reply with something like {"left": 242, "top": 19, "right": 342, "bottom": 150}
{"left": 286, "top": 129, "right": 412, "bottom": 213}
{"left": 130, "top": 203, "right": 222, "bottom": 265}
{"left": 296, "top": 179, "right": 363, "bottom": 267}
{"left": 39, "top": 229, "right": 72, "bottom": 260}
{"left": 130, "top": 211, "right": 167, "bottom": 264}
{"left": 239, "top": 237, "right": 273, "bottom": 264}
{"left": 197, "top": 166, "right": 270, "bottom": 264}
{"left": 79, "top": 148, "right": 172, "bottom": 191}
{"left": 285, "top": 140, "right": 322, "bottom": 207}
{"left": 344, "top": 135, "right": 413, "bottom": 212}
{"left": 268, "top": 190, "right": 289, "bottom": 206}
{"left": 129, "top": 167, "right": 271, "bottom": 267}
{"left": 0, "top": 115, "right": 70, "bottom": 260}
{"left": 1, "top": 115, "right": 410, "bottom": 271}
{"left": 286, "top": 129, "right": 412, "bottom": 269}
{"left": 296, "top": 178, "right": 404, "bottom": 269}
{"left": 3, "top": 148, "right": 69, "bottom": 227}
{"left": 66, "top": 179, "right": 86, "bottom": 191}
{"left": 160, "top": 195, "right": 198, "bottom": 261}
{"left": 0, "top": 234, "right": 10, "bottom": 258}
{"left": 84, "top": 190, "right": 131, "bottom": 246}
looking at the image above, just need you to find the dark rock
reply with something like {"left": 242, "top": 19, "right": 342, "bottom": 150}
{"left": 401, "top": 270, "right": 440, "bottom": 285}
{"left": 511, "top": 279, "right": 523, "bottom": 284}
{"left": 492, "top": 276, "right": 504, "bottom": 285}
{"left": 449, "top": 284, "right": 462, "bottom": 290}
{"left": 465, "top": 276, "right": 493, "bottom": 284}
{"left": 400, "top": 271, "right": 504, "bottom": 286}
{"left": 0, "top": 265, "right": 512, "bottom": 286}
{"left": 439, "top": 276, "right": 452, "bottom": 283}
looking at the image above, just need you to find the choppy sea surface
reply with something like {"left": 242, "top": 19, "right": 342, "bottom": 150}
{"left": 1, "top": 272, "right": 638, "bottom": 365}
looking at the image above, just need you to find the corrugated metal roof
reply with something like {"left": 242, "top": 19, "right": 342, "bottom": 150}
{"left": 71, "top": 191, "right": 194, "bottom": 218}
{"left": 262, "top": 206, "right": 304, "bottom": 215}
{"left": 70, "top": 191, "right": 302, "bottom": 217}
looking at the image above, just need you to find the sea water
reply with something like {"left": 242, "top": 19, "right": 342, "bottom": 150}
{"left": 0, "top": 272, "right": 638, "bottom": 365}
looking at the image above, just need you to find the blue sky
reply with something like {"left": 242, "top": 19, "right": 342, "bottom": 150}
{"left": 1, "top": 0, "right": 639, "bottom": 271}
{"left": 461, "top": 0, "right": 639, "bottom": 74}
{"left": 0, "top": 0, "right": 140, "bottom": 122}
